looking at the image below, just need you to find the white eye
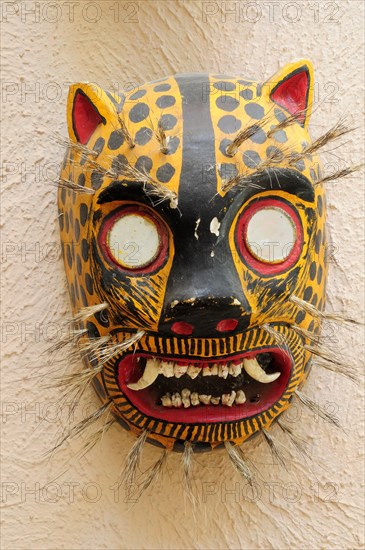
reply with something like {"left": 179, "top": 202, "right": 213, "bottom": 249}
{"left": 107, "top": 213, "right": 161, "bottom": 269}
{"left": 245, "top": 207, "right": 297, "bottom": 263}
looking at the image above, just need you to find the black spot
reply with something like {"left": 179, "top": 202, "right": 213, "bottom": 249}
{"left": 129, "top": 103, "right": 149, "bottom": 123}
{"left": 66, "top": 245, "right": 72, "bottom": 268}
{"left": 70, "top": 283, "right": 75, "bottom": 306}
{"left": 317, "top": 264, "right": 323, "bottom": 285}
{"left": 311, "top": 293, "right": 318, "bottom": 307}
{"left": 315, "top": 230, "right": 322, "bottom": 254}
{"left": 93, "top": 137, "right": 105, "bottom": 155}
{"left": 217, "top": 115, "right": 241, "bottom": 134}
{"left": 216, "top": 96, "right": 239, "bottom": 112}
{"left": 61, "top": 188, "right": 66, "bottom": 204}
{"left": 156, "top": 163, "right": 175, "bottom": 183}
{"left": 85, "top": 273, "right": 94, "bottom": 295}
{"left": 86, "top": 321, "right": 100, "bottom": 339}
{"left": 166, "top": 136, "right": 180, "bottom": 155}
{"left": 159, "top": 114, "right": 177, "bottom": 130}
{"left": 317, "top": 195, "right": 323, "bottom": 217}
{"left": 80, "top": 203, "right": 88, "bottom": 226}
{"left": 274, "top": 108, "right": 287, "bottom": 123}
{"left": 111, "top": 154, "right": 128, "bottom": 174}
{"left": 94, "top": 309, "right": 109, "bottom": 328}
{"left": 76, "top": 254, "right": 82, "bottom": 275}
{"left": 266, "top": 146, "right": 283, "bottom": 162}
{"left": 91, "top": 171, "right": 103, "bottom": 190}
{"left": 135, "top": 127, "right": 153, "bottom": 146}
{"left": 74, "top": 279, "right": 79, "bottom": 300}
{"left": 129, "top": 89, "right": 146, "bottom": 100}
{"left": 156, "top": 95, "right": 176, "bottom": 108}
{"left": 81, "top": 239, "right": 89, "bottom": 262}
{"left": 80, "top": 286, "right": 88, "bottom": 307}
{"left": 78, "top": 173, "right": 85, "bottom": 187}
{"left": 135, "top": 156, "right": 153, "bottom": 174}
{"left": 65, "top": 212, "right": 69, "bottom": 233}
{"left": 309, "top": 261, "right": 317, "bottom": 281}
{"left": 250, "top": 125, "right": 266, "bottom": 144}
{"left": 240, "top": 89, "right": 253, "bottom": 100}
{"left": 238, "top": 79, "right": 254, "bottom": 86}
{"left": 245, "top": 103, "right": 265, "bottom": 119}
{"left": 219, "top": 138, "right": 233, "bottom": 158}
{"left": 154, "top": 83, "right": 171, "bottom": 92}
{"left": 308, "top": 320, "right": 315, "bottom": 332}
{"left": 295, "top": 160, "right": 305, "bottom": 172}
{"left": 272, "top": 129, "right": 288, "bottom": 143}
{"left": 69, "top": 208, "right": 74, "bottom": 229}
{"left": 108, "top": 130, "right": 124, "bottom": 150}
{"left": 74, "top": 218, "right": 80, "bottom": 241}
{"left": 304, "top": 286, "right": 313, "bottom": 301}
{"left": 219, "top": 163, "right": 238, "bottom": 180}
{"left": 295, "top": 310, "right": 306, "bottom": 324}
{"left": 243, "top": 150, "right": 261, "bottom": 168}
{"left": 213, "top": 81, "right": 236, "bottom": 91}
{"left": 59, "top": 213, "right": 64, "bottom": 231}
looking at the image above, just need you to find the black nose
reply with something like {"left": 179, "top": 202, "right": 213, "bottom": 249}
{"left": 158, "top": 296, "right": 250, "bottom": 337}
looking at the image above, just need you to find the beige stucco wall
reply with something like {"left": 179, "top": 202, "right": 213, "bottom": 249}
{"left": 1, "top": 1, "right": 364, "bottom": 548}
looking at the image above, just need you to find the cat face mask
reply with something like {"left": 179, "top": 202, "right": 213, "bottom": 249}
{"left": 58, "top": 60, "right": 330, "bottom": 458}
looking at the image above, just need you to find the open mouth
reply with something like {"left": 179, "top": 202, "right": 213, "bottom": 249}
{"left": 118, "top": 347, "right": 292, "bottom": 423}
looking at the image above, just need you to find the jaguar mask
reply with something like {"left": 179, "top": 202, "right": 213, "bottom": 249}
{"left": 58, "top": 60, "right": 332, "bottom": 473}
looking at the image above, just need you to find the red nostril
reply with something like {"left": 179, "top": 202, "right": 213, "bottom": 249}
{"left": 171, "top": 321, "right": 194, "bottom": 336}
{"left": 216, "top": 318, "right": 239, "bottom": 333}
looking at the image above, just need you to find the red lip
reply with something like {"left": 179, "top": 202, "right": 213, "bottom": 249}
{"left": 118, "top": 348, "right": 292, "bottom": 423}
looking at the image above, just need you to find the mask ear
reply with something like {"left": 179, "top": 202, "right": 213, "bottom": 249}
{"left": 264, "top": 60, "right": 314, "bottom": 128}
{"left": 67, "top": 83, "right": 120, "bottom": 144}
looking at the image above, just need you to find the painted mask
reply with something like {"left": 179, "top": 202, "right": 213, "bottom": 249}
{"left": 58, "top": 60, "right": 328, "bottom": 456}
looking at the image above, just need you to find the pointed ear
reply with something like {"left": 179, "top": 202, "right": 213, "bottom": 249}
{"left": 264, "top": 60, "right": 314, "bottom": 128}
{"left": 67, "top": 83, "right": 119, "bottom": 144}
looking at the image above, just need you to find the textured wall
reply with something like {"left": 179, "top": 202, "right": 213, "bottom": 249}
{"left": 1, "top": 1, "right": 364, "bottom": 548}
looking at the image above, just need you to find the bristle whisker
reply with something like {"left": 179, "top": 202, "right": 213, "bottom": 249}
{"left": 182, "top": 442, "right": 196, "bottom": 505}
{"left": 312, "top": 359, "right": 359, "bottom": 383}
{"left": 224, "top": 441, "right": 254, "bottom": 484}
{"left": 315, "top": 164, "right": 364, "bottom": 186}
{"left": 290, "top": 295, "right": 362, "bottom": 326}
{"left": 117, "top": 429, "right": 150, "bottom": 495}
{"left": 295, "top": 389, "right": 342, "bottom": 428}
{"left": 54, "top": 178, "right": 95, "bottom": 195}
{"left": 261, "top": 429, "right": 289, "bottom": 470}
{"left": 131, "top": 449, "right": 168, "bottom": 503}
{"left": 277, "top": 419, "right": 311, "bottom": 460}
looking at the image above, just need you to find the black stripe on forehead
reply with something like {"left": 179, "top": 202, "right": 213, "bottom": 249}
{"left": 159, "top": 74, "right": 250, "bottom": 335}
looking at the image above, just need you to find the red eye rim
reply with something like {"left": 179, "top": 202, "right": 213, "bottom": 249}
{"left": 235, "top": 198, "right": 304, "bottom": 276}
{"left": 99, "top": 205, "right": 169, "bottom": 275}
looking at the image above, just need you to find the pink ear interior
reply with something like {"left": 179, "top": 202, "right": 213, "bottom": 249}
{"left": 270, "top": 68, "right": 310, "bottom": 125}
{"left": 72, "top": 90, "right": 104, "bottom": 144}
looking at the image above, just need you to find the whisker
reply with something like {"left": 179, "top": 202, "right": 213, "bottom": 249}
{"left": 312, "top": 359, "right": 359, "bottom": 383}
{"left": 75, "top": 418, "right": 115, "bottom": 460}
{"left": 97, "top": 331, "right": 145, "bottom": 365}
{"left": 72, "top": 303, "right": 109, "bottom": 325}
{"left": 261, "top": 429, "right": 288, "bottom": 470}
{"left": 315, "top": 164, "right": 363, "bottom": 186}
{"left": 117, "top": 113, "right": 135, "bottom": 148}
{"left": 261, "top": 323, "right": 290, "bottom": 355}
{"left": 295, "top": 389, "right": 342, "bottom": 428}
{"left": 182, "top": 441, "right": 195, "bottom": 506}
{"left": 277, "top": 419, "right": 311, "bottom": 460}
{"left": 132, "top": 449, "right": 168, "bottom": 503}
{"left": 53, "top": 178, "right": 95, "bottom": 195}
{"left": 224, "top": 441, "right": 254, "bottom": 485}
{"left": 292, "top": 324, "right": 321, "bottom": 345}
{"left": 117, "top": 429, "right": 150, "bottom": 498}
{"left": 155, "top": 120, "right": 169, "bottom": 154}
{"left": 290, "top": 295, "right": 362, "bottom": 326}
{"left": 51, "top": 133, "right": 99, "bottom": 158}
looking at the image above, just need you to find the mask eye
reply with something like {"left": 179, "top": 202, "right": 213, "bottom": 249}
{"left": 235, "top": 199, "right": 303, "bottom": 275}
{"left": 100, "top": 206, "right": 169, "bottom": 273}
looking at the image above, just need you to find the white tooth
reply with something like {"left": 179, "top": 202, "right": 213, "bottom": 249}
{"left": 211, "top": 396, "right": 220, "bottom": 405}
{"left": 161, "top": 361, "right": 174, "bottom": 378}
{"left": 229, "top": 363, "right": 242, "bottom": 377}
{"left": 172, "top": 392, "right": 182, "bottom": 407}
{"left": 174, "top": 364, "right": 188, "bottom": 378}
{"left": 222, "top": 393, "right": 230, "bottom": 406}
{"left": 227, "top": 391, "right": 236, "bottom": 406}
{"left": 211, "top": 364, "right": 219, "bottom": 376}
{"left": 202, "top": 366, "right": 212, "bottom": 376}
{"left": 187, "top": 365, "right": 201, "bottom": 379}
{"left": 127, "top": 358, "right": 159, "bottom": 390}
{"left": 235, "top": 390, "right": 246, "bottom": 404}
{"left": 161, "top": 393, "right": 172, "bottom": 407}
{"left": 190, "top": 392, "right": 199, "bottom": 406}
{"left": 219, "top": 364, "right": 229, "bottom": 379}
{"left": 181, "top": 388, "right": 191, "bottom": 408}
{"left": 199, "top": 394, "right": 211, "bottom": 405}
{"left": 243, "top": 357, "right": 280, "bottom": 383}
